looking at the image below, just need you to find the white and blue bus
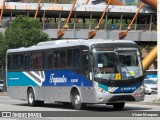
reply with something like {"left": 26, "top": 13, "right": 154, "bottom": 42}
{"left": 6, "top": 39, "right": 144, "bottom": 110}
{"left": 145, "top": 69, "right": 157, "bottom": 82}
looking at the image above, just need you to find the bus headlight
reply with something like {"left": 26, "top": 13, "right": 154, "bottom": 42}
{"left": 134, "top": 85, "right": 144, "bottom": 93}
{"left": 97, "top": 87, "right": 107, "bottom": 93}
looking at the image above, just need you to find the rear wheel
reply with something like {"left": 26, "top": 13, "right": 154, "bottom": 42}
{"left": 71, "top": 90, "right": 86, "bottom": 110}
{"left": 27, "top": 88, "right": 44, "bottom": 106}
{"left": 113, "top": 103, "right": 125, "bottom": 110}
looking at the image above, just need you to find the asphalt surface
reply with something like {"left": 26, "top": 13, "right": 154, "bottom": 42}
{"left": 0, "top": 92, "right": 160, "bottom": 120}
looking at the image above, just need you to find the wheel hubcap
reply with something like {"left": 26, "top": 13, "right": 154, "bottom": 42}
{"left": 74, "top": 95, "right": 80, "bottom": 105}
{"left": 29, "top": 92, "right": 33, "bottom": 104}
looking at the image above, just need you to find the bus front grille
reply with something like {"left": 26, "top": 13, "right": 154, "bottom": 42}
{"left": 108, "top": 95, "right": 135, "bottom": 102}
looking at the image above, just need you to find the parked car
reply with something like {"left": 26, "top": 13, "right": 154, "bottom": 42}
{"left": 144, "top": 79, "right": 157, "bottom": 95}
{"left": 0, "top": 80, "right": 3, "bottom": 91}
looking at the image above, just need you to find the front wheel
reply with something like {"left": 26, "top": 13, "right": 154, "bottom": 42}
{"left": 71, "top": 90, "right": 86, "bottom": 110}
{"left": 113, "top": 103, "right": 125, "bottom": 110}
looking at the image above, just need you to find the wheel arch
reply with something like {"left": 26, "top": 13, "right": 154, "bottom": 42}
{"left": 70, "top": 86, "right": 83, "bottom": 102}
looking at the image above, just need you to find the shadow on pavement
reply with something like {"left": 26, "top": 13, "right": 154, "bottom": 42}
{"left": 13, "top": 102, "right": 152, "bottom": 111}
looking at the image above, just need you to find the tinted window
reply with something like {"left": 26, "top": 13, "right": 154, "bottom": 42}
{"left": 55, "top": 50, "right": 66, "bottom": 68}
{"left": 24, "top": 54, "right": 30, "bottom": 70}
{"left": 13, "top": 54, "right": 19, "bottom": 70}
{"left": 19, "top": 54, "right": 24, "bottom": 70}
{"left": 46, "top": 52, "right": 54, "bottom": 69}
{"left": 31, "top": 53, "right": 42, "bottom": 70}
{"left": 7, "top": 55, "right": 13, "bottom": 71}
{"left": 67, "top": 49, "right": 80, "bottom": 68}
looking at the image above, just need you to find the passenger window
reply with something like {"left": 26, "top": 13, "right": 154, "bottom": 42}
{"left": 42, "top": 52, "right": 46, "bottom": 69}
{"left": 7, "top": 55, "right": 13, "bottom": 71}
{"left": 55, "top": 50, "right": 66, "bottom": 68}
{"left": 24, "top": 54, "right": 30, "bottom": 70}
{"left": 13, "top": 54, "right": 19, "bottom": 70}
{"left": 67, "top": 49, "right": 80, "bottom": 68}
{"left": 19, "top": 54, "right": 24, "bottom": 70}
{"left": 31, "top": 53, "right": 42, "bottom": 70}
{"left": 46, "top": 52, "right": 54, "bottom": 69}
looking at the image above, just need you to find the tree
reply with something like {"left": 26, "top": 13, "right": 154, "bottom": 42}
{"left": 0, "top": 15, "right": 50, "bottom": 66}
{"left": 4, "top": 15, "right": 50, "bottom": 48}
{"left": 0, "top": 33, "right": 5, "bottom": 66}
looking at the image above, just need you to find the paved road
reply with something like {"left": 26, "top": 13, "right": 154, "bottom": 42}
{"left": 0, "top": 93, "right": 160, "bottom": 120}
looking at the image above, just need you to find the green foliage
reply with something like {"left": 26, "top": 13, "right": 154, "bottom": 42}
{"left": 0, "top": 15, "right": 50, "bottom": 66}
{"left": 5, "top": 15, "right": 50, "bottom": 49}
{"left": 0, "top": 33, "right": 5, "bottom": 66}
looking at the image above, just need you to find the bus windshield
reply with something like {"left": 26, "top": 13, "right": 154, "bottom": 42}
{"left": 93, "top": 48, "right": 143, "bottom": 80}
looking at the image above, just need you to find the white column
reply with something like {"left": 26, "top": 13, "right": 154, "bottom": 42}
{"left": 157, "top": 0, "right": 160, "bottom": 100}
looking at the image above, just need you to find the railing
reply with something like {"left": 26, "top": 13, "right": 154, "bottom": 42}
{"left": 0, "top": 21, "right": 157, "bottom": 31}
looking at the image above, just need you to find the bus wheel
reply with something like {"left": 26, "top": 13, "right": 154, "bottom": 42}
{"left": 27, "top": 88, "right": 36, "bottom": 106}
{"left": 27, "top": 88, "right": 44, "bottom": 106}
{"left": 71, "top": 90, "right": 86, "bottom": 110}
{"left": 113, "top": 103, "right": 125, "bottom": 110}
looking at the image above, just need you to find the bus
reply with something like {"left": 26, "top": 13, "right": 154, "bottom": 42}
{"left": 6, "top": 39, "right": 144, "bottom": 110}
{"left": 145, "top": 69, "right": 157, "bottom": 82}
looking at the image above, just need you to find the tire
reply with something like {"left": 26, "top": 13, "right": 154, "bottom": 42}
{"left": 113, "top": 103, "right": 125, "bottom": 110}
{"left": 71, "top": 90, "right": 86, "bottom": 110}
{"left": 27, "top": 88, "right": 44, "bottom": 106}
{"left": 148, "top": 93, "right": 151, "bottom": 95}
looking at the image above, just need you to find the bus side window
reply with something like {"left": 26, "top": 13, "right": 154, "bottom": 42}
{"left": 19, "top": 54, "right": 24, "bottom": 70}
{"left": 7, "top": 55, "right": 13, "bottom": 71}
{"left": 31, "top": 53, "right": 42, "bottom": 70}
{"left": 42, "top": 52, "right": 46, "bottom": 69}
{"left": 13, "top": 54, "right": 19, "bottom": 71}
{"left": 46, "top": 52, "right": 54, "bottom": 69}
{"left": 24, "top": 54, "right": 30, "bottom": 70}
{"left": 82, "top": 54, "right": 89, "bottom": 78}
{"left": 55, "top": 50, "right": 66, "bottom": 69}
{"left": 67, "top": 49, "right": 80, "bottom": 68}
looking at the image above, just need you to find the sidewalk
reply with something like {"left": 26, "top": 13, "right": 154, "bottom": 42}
{"left": 0, "top": 92, "right": 7, "bottom": 96}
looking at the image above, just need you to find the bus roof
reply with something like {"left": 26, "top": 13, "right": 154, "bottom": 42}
{"left": 6, "top": 39, "right": 137, "bottom": 53}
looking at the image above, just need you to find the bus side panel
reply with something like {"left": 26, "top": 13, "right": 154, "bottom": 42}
{"left": 7, "top": 86, "right": 28, "bottom": 100}
{"left": 35, "top": 86, "right": 71, "bottom": 102}
{"left": 80, "top": 87, "right": 97, "bottom": 103}
{"left": 7, "top": 70, "right": 94, "bottom": 103}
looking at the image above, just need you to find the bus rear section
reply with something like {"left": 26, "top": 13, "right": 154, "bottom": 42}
{"left": 6, "top": 39, "right": 144, "bottom": 110}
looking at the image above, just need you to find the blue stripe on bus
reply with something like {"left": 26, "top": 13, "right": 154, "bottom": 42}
{"left": 7, "top": 70, "right": 93, "bottom": 87}
{"left": 7, "top": 72, "right": 39, "bottom": 86}
{"left": 43, "top": 70, "right": 93, "bottom": 87}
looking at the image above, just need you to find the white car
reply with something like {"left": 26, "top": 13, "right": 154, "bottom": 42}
{"left": 144, "top": 79, "right": 157, "bottom": 95}
{"left": 0, "top": 80, "right": 3, "bottom": 91}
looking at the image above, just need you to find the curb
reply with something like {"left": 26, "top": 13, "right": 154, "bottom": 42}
{"left": 129, "top": 101, "right": 160, "bottom": 106}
